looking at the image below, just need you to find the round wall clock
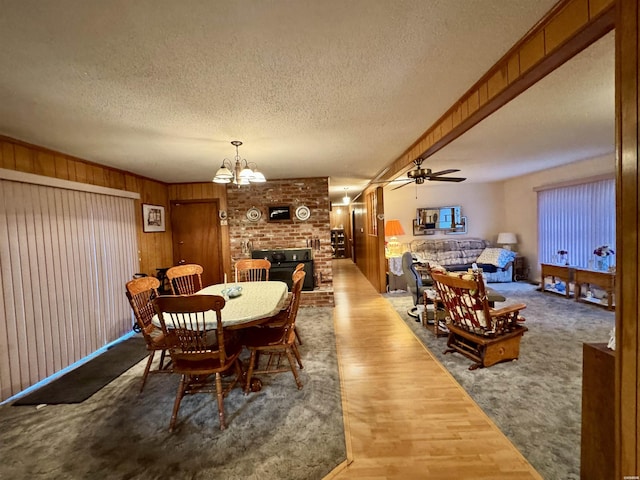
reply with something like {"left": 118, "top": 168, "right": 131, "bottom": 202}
{"left": 246, "top": 207, "right": 261, "bottom": 222}
{"left": 295, "top": 205, "right": 311, "bottom": 221}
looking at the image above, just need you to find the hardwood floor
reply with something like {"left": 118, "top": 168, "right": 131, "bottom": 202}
{"left": 326, "top": 259, "right": 542, "bottom": 480}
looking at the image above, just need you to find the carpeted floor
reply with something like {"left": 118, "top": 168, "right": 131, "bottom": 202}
{"left": 384, "top": 282, "right": 615, "bottom": 480}
{"left": 0, "top": 307, "right": 345, "bottom": 480}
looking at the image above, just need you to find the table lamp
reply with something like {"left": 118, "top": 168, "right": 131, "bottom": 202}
{"left": 497, "top": 232, "right": 518, "bottom": 250}
{"left": 385, "top": 219, "right": 405, "bottom": 257}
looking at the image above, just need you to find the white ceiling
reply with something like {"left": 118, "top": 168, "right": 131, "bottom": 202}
{"left": 0, "top": 1, "right": 611, "bottom": 204}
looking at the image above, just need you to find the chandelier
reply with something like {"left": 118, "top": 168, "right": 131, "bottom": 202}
{"left": 213, "top": 140, "right": 266, "bottom": 186}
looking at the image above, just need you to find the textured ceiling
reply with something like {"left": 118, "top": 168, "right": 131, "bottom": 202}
{"left": 0, "top": 0, "right": 610, "bottom": 204}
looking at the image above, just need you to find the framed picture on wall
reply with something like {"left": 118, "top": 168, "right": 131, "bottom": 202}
{"left": 142, "top": 204, "right": 166, "bottom": 232}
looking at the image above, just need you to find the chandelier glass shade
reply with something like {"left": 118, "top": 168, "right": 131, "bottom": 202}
{"left": 213, "top": 140, "right": 266, "bottom": 186}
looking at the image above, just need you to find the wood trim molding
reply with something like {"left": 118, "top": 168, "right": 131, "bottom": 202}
{"left": 376, "top": 0, "right": 616, "bottom": 184}
{"left": 0, "top": 167, "right": 141, "bottom": 199}
{"left": 615, "top": 0, "right": 639, "bottom": 476}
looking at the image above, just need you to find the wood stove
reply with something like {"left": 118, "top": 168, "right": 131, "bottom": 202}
{"left": 251, "top": 248, "right": 315, "bottom": 291}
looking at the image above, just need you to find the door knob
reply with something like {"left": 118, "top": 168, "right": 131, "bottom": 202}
{"left": 178, "top": 260, "right": 186, "bottom": 265}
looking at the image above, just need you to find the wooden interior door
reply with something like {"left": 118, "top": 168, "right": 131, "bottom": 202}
{"left": 170, "top": 200, "right": 222, "bottom": 288}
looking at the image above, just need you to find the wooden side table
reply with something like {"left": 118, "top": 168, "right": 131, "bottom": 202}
{"left": 540, "top": 263, "right": 574, "bottom": 298}
{"left": 422, "top": 290, "right": 448, "bottom": 337}
{"left": 574, "top": 268, "right": 615, "bottom": 310}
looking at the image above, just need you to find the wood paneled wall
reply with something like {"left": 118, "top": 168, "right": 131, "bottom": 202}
{"left": 615, "top": 0, "right": 640, "bottom": 475}
{"left": 0, "top": 137, "right": 174, "bottom": 276}
{"left": 353, "top": 188, "right": 386, "bottom": 293}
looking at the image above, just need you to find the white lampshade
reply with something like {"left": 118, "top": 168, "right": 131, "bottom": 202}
{"left": 497, "top": 232, "right": 517, "bottom": 249}
{"left": 214, "top": 165, "right": 233, "bottom": 179}
{"left": 239, "top": 165, "right": 254, "bottom": 179}
{"left": 251, "top": 170, "right": 266, "bottom": 182}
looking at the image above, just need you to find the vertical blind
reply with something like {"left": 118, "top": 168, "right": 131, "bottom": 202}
{"left": 538, "top": 178, "right": 616, "bottom": 268}
{"left": 0, "top": 178, "right": 138, "bottom": 401}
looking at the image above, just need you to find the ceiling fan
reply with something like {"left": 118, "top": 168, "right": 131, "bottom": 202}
{"left": 378, "top": 158, "right": 466, "bottom": 190}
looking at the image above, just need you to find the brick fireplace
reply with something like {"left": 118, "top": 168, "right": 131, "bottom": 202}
{"left": 226, "top": 177, "right": 334, "bottom": 306}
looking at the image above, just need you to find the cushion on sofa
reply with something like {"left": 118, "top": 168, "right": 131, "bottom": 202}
{"left": 475, "top": 248, "right": 516, "bottom": 268}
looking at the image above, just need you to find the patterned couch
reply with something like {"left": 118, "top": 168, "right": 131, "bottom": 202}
{"left": 410, "top": 237, "right": 515, "bottom": 283}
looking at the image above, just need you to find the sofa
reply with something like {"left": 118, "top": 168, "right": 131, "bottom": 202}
{"left": 410, "top": 237, "right": 516, "bottom": 283}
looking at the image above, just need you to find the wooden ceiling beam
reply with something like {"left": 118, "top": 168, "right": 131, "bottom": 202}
{"left": 374, "top": 0, "right": 615, "bottom": 184}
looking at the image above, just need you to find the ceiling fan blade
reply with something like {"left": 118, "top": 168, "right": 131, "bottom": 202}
{"left": 428, "top": 169, "right": 460, "bottom": 177}
{"left": 391, "top": 181, "right": 413, "bottom": 190}
{"left": 427, "top": 176, "right": 466, "bottom": 182}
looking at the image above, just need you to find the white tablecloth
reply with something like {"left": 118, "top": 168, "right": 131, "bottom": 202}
{"left": 153, "top": 281, "right": 289, "bottom": 329}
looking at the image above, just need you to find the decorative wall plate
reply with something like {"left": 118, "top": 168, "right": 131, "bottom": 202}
{"left": 295, "top": 205, "right": 311, "bottom": 221}
{"left": 246, "top": 207, "right": 261, "bottom": 222}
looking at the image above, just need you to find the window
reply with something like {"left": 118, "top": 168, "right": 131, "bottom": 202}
{"left": 537, "top": 178, "right": 615, "bottom": 268}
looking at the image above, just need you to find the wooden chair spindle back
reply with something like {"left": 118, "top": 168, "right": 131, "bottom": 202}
{"left": 235, "top": 258, "right": 271, "bottom": 283}
{"left": 166, "top": 264, "right": 204, "bottom": 295}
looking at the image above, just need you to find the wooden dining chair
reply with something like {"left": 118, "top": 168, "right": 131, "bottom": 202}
{"left": 166, "top": 264, "right": 203, "bottom": 294}
{"left": 125, "top": 276, "right": 172, "bottom": 392}
{"left": 153, "top": 294, "right": 243, "bottom": 431}
{"left": 242, "top": 270, "right": 306, "bottom": 393}
{"left": 234, "top": 258, "right": 271, "bottom": 283}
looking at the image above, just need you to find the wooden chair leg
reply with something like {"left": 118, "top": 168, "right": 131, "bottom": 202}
{"left": 214, "top": 372, "right": 226, "bottom": 430}
{"left": 140, "top": 350, "right": 156, "bottom": 392}
{"left": 292, "top": 343, "right": 303, "bottom": 369}
{"left": 244, "top": 350, "right": 257, "bottom": 394}
{"left": 158, "top": 349, "right": 167, "bottom": 370}
{"left": 285, "top": 348, "right": 303, "bottom": 389}
{"left": 294, "top": 326, "right": 303, "bottom": 345}
{"left": 169, "top": 374, "right": 187, "bottom": 432}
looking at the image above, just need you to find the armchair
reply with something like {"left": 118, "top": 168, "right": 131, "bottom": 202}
{"left": 431, "top": 270, "right": 527, "bottom": 370}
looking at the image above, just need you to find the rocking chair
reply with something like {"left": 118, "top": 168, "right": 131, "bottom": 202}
{"left": 430, "top": 271, "right": 527, "bottom": 370}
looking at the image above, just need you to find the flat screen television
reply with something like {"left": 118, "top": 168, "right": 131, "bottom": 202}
{"left": 268, "top": 205, "right": 291, "bottom": 221}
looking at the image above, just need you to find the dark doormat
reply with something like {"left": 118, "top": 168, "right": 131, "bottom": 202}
{"left": 13, "top": 336, "right": 148, "bottom": 406}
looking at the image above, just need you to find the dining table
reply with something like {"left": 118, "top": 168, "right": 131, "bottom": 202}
{"left": 152, "top": 280, "right": 290, "bottom": 392}
{"left": 152, "top": 280, "right": 290, "bottom": 330}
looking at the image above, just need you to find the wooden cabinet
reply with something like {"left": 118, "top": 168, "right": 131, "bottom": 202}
{"left": 581, "top": 343, "right": 614, "bottom": 480}
{"left": 331, "top": 228, "right": 346, "bottom": 258}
